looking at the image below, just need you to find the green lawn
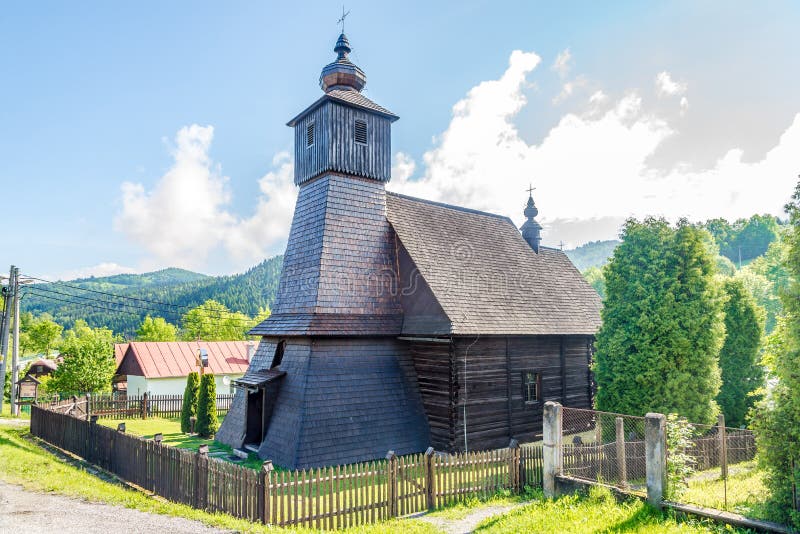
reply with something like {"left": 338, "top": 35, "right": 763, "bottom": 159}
{"left": 0, "top": 425, "right": 439, "bottom": 534}
{"left": 474, "top": 486, "right": 746, "bottom": 533}
{"left": 682, "top": 460, "right": 770, "bottom": 520}
{"left": 97, "top": 416, "right": 264, "bottom": 469}
{"left": 1, "top": 401, "right": 31, "bottom": 419}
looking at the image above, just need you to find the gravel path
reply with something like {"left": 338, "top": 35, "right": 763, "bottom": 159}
{"left": 0, "top": 481, "right": 228, "bottom": 534}
{"left": 414, "top": 502, "right": 526, "bottom": 534}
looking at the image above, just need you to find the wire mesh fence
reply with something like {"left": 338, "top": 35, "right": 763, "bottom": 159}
{"left": 562, "top": 407, "right": 647, "bottom": 494}
{"left": 666, "top": 416, "right": 758, "bottom": 513}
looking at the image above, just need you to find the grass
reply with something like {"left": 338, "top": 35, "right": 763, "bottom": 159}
{"left": 682, "top": 460, "right": 770, "bottom": 520}
{"left": 0, "top": 425, "right": 440, "bottom": 534}
{"left": 98, "top": 416, "right": 264, "bottom": 470}
{"left": 1, "top": 401, "right": 31, "bottom": 419}
{"left": 473, "top": 486, "right": 748, "bottom": 533}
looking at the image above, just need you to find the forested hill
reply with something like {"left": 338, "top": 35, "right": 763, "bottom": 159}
{"left": 565, "top": 240, "right": 620, "bottom": 271}
{"left": 22, "top": 256, "right": 284, "bottom": 336}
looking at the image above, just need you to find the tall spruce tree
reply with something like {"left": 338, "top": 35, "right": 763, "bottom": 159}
{"left": 196, "top": 373, "right": 218, "bottom": 438}
{"left": 180, "top": 372, "right": 200, "bottom": 433}
{"left": 717, "top": 278, "right": 765, "bottom": 427}
{"left": 752, "top": 181, "right": 800, "bottom": 526}
{"left": 595, "top": 218, "right": 725, "bottom": 425}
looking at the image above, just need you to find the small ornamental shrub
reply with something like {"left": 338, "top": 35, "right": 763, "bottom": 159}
{"left": 180, "top": 372, "right": 200, "bottom": 433}
{"left": 196, "top": 373, "right": 218, "bottom": 438}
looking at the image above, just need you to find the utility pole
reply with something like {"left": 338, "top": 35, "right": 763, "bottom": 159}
{"left": 10, "top": 267, "right": 19, "bottom": 416}
{"left": 0, "top": 265, "right": 12, "bottom": 415}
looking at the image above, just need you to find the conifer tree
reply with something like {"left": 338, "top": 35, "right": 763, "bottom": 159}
{"left": 717, "top": 278, "right": 764, "bottom": 427}
{"left": 195, "top": 373, "right": 218, "bottom": 438}
{"left": 180, "top": 372, "right": 200, "bottom": 433}
{"left": 595, "top": 218, "right": 725, "bottom": 424}
{"left": 752, "top": 180, "right": 800, "bottom": 526}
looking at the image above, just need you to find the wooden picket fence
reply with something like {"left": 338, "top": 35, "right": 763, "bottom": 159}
{"left": 44, "top": 393, "right": 234, "bottom": 419}
{"left": 30, "top": 406, "right": 543, "bottom": 530}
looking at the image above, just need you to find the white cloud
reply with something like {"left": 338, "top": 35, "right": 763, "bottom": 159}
{"left": 552, "top": 49, "right": 571, "bottom": 78}
{"left": 115, "top": 125, "right": 296, "bottom": 271}
{"left": 589, "top": 90, "right": 607, "bottom": 104}
{"left": 391, "top": 50, "right": 800, "bottom": 245}
{"left": 52, "top": 262, "right": 138, "bottom": 281}
{"left": 655, "top": 71, "right": 687, "bottom": 97}
{"left": 680, "top": 96, "right": 689, "bottom": 115}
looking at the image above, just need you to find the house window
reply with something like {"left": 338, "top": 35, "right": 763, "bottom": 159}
{"left": 354, "top": 119, "right": 367, "bottom": 145}
{"left": 271, "top": 340, "right": 286, "bottom": 369}
{"left": 306, "top": 122, "right": 315, "bottom": 147}
{"left": 522, "top": 371, "right": 541, "bottom": 404}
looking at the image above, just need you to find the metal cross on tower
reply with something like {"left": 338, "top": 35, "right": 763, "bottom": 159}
{"left": 337, "top": 6, "right": 350, "bottom": 33}
{"left": 527, "top": 183, "right": 536, "bottom": 196}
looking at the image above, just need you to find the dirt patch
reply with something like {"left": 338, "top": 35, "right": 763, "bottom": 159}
{"left": 414, "top": 502, "right": 526, "bottom": 534}
{"left": 0, "top": 480, "right": 228, "bottom": 533}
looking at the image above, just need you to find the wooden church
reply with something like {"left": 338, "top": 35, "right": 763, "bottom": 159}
{"left": 216, "top": 33, "right": 602, "bottom": 469}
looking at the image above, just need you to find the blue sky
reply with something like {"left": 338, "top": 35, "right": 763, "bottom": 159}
{"left": 2, "top": 1, "right": 799, "bottom": 278}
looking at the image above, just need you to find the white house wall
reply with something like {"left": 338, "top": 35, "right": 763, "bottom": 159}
{"left": 126, "top": 374, "right": 242, "bottom": 396}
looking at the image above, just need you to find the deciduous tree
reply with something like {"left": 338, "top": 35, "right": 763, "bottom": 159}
{"left": 47, "top": 320, "right": 118, "bottom": 393}
{"left": 136, "top": 316, "right": 178, "bottom": 341}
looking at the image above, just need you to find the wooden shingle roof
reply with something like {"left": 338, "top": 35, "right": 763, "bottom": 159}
{"left": 115, "top": 341, "right": 250, "bottom": 379}
{"left": 386, "top": 192, "right": 602, "bottom": 335}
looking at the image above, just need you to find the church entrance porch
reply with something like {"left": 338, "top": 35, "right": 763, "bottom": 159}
{"left": 233, "top": 370, "right": 286, "bottom": 449}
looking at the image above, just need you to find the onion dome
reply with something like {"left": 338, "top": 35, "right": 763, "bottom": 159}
{"left": 520, "top": 193, "right": 543, "bottom": 253}
{"left": 319, "top": 33, "right": 367, "bottom": 93}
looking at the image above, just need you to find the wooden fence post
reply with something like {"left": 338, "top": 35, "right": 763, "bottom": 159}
{"left": 508, "top": 439, "right": 520, "bottom": 493}
{"left": 260, "top": 460, "right": 274, "bottom": 524}
{"left": 645, "top": 412, "right": 666, "bottom": 509}
{"left": 616, "top": 417, "right": 627, "bottom": 488}
{"left": 386, "top": 451, "right": 398, "bottom": 518}
{"left": 424, "top": 447, "right": 435, "bottom": 510}
{"left": 543, "top": 401, "right": 563, "bottom": 498}
{"left": 194, "top": 444, "right": 208, "bottom": 510}
{"left": 141, "top": 392, "right": 148, "bottom": 420}
{"left": 85, "top": 393, "right": 91, "bottom": 421}
{"left": 718, "top": 414, "right": 727, "bottom": 479}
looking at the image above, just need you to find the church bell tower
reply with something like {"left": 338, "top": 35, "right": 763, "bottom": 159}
{"left": 287, "top": 33, "right": 398, "bottom": 185}
{"left": 254, "top": 33, "right": 404, "bottom": 335}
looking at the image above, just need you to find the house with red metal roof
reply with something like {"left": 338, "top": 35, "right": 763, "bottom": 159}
{"left": 114, "top": 341, "right": 256, "bottom": 396}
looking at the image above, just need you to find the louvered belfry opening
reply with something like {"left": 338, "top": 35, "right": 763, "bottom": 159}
{"left": 306, "top": 122, "right": 314, "bottom": 147}
{"left": 354, "top": 119, "right": 367, "bottom": 144}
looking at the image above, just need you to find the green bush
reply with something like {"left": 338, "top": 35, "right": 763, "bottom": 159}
{"left": 195, "top": 373, "right": 218, "bottom": 438}
{"left": 180, "top": 372, "right": 200, "bottom": 433}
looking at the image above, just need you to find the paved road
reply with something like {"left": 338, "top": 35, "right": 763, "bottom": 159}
{"left": 0, "top": 481, "right": 228, "bottom": 534}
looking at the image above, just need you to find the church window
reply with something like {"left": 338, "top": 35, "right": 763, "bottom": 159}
{"left": 354, "top": 119, "right": 367, "bottom": 145}
{"left": 306, "top": 122, "right": 315, "bottom": 147}
{"left": 271, "top": 340, "right": 286, "bottom": 369}
{"left": 522, "top": 370, "right": 541, "bottom": 404}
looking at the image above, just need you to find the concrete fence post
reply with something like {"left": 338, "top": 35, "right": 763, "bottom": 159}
{"left": 645, "top": 412, "right": 667, "bottom": 508}
{"left": 543, "top": 401, "right": 563, "bottom": 498}
{"left": 615, "top": 416, "right": 627, "bottom": 488}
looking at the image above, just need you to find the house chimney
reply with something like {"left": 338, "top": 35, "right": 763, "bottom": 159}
{"left": 247, "top": 341, "right": 256, "bottom": 363}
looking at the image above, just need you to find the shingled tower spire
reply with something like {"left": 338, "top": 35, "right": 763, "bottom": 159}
{"left": 520, "top": 186, "right": 542, "bottom": 253}
{"left": 216, "top": 32, "right": 429, "bottom": 469}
